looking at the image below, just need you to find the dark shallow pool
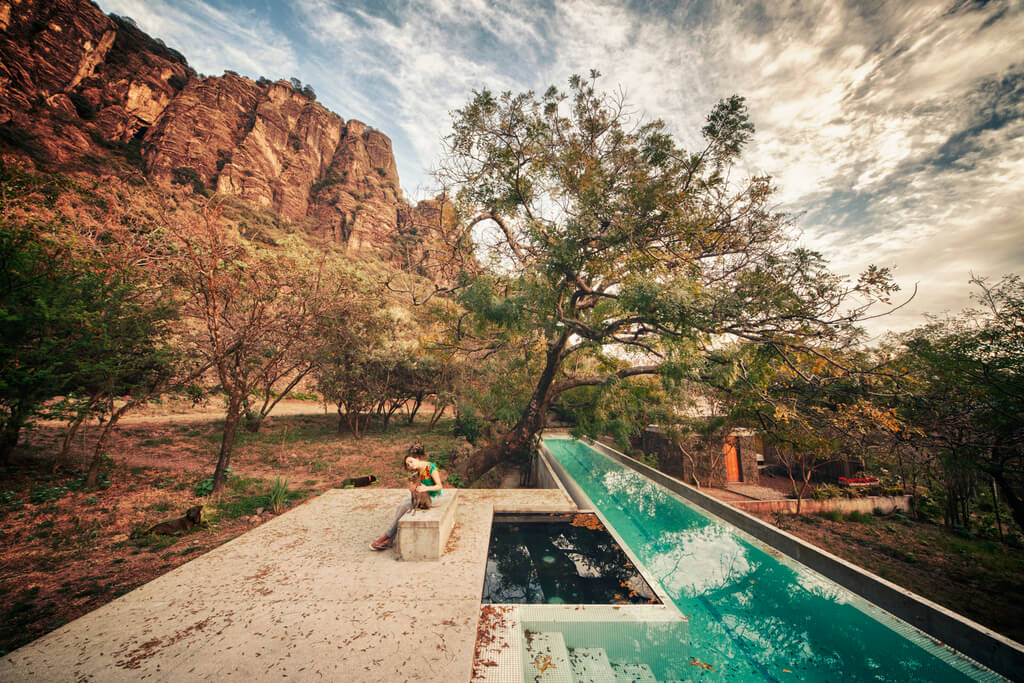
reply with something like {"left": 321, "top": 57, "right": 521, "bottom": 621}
{"left": 482, "top": 513, "right": 660, "bottom": 605}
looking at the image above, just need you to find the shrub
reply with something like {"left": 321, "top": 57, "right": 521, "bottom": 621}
{"left": 453, "top": 411, "right": 483, "bottom": 444}
{"left": 29, "top": 484, "right": 69, "bottom": 504}
{"left": 819, "top": 509, "right": 843, "bottom": 522}
{"left": 269, "top": 477, "right": 289, "bottom": 514}
{"left": 194, "top": 477, "right": 214, "bottom": 497}
{"left": 638, "top": 452, "right": 659, "bottom": 468}
{"left": 845, "top": 510, "right": 873, "bottom": 524}
{"left": 812, "top": 484, "right": 842, "bottom": 501}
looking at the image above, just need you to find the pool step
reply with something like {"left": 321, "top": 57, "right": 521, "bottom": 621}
{"left": 524, "top": 630, "right": 573, "bottom": 682}
{"left": 525, "top": 632, "right": 663, "bottom": 683}
{"left": 567, "top": 647, "right": 616, "bottom": 682}
{"left": 610, "top": 661, "right": 657, "bottom": 683}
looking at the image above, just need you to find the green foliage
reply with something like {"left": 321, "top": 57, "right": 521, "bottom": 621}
{"left": 194, "top": 477, "right": 215, "bottom": 497}
{"left": 269, "top": 477, "right": 289, "bottom": 514}
{"left": 813, "top": 484, "right": 843, "bottom": 501}
{"left": 638, "top": 452, "right": 659, "bottom": 468}
{"left": 845, "top": 510, "right": 874, "bottom": 524}
{"left": 28, "top": 484, "right": 69, "bottom": 504}
{"left": 445, "top": 472, "right": 465, "bottom": 488}
{"left": 453, "top": 410, "right": 483, "bottom": 444}
{"left": 438, "top": 72, "right": 896, "bottom": 478}
{"left": 819, "top": 509, "right": 843, "bottom": 522}
{"left": 309, "top": 171, "right": 346, "bottom": 196}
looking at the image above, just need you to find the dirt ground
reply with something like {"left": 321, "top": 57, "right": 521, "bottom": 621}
{"left": 755, "top": 508, "right": 1024, "bottom": 644}
{"left": 0, "top": 400, "right": 469, "bottom": 656}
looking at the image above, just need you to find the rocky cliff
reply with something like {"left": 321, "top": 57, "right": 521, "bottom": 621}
{"left": 0, "top": 0, "right": 442, "bottom": 257}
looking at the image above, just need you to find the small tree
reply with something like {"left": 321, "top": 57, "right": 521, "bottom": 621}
{"left": 170, "top": 206, "right": 336, "bottom": 493}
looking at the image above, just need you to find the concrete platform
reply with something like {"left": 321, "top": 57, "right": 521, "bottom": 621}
{"left": 0, "top": 488, "right": 575, "bottom": 683}
{"left": 397, "top": 489, "right": 459, "bottom": 561}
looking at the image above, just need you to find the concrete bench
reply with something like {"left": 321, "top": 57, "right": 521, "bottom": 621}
{"left": 396, "top": 489, "right": 459, "bottom": 561}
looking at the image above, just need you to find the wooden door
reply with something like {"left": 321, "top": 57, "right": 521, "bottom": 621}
{"left": 724, "top": 437, "right": 741, "bottom": 482}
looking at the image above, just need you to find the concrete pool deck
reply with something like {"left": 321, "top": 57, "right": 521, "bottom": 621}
{"left": 0, "top": 488, "right": 575, "bottom": 682}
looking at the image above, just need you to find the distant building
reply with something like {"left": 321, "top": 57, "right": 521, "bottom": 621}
{"left": 641, "top": 425, "right": 763, "bottom": 487}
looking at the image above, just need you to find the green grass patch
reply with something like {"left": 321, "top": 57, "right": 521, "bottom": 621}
{"left": 215, "top": 493, "right": 271, "bottom": 519}
{"left": 845, "top": 510, "right": 874, "bottom": 523}
{"left": 131, "top": 533, "right": 179, "bottom": 551}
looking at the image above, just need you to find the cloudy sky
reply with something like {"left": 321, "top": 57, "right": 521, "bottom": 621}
{"left": 95, "top": 0, "right": 1023, "bottom": 335}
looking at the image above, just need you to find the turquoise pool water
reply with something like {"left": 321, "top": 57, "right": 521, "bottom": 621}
{"left": 544, "top": 437, "right": 1001, "bottom": 682}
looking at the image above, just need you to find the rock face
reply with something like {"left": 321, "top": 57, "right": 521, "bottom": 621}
{"left": 0, "top": 0, "right": 445, "bottom": 258}
{"left": 0, "top": 0, "right": 192, "bottom": 162}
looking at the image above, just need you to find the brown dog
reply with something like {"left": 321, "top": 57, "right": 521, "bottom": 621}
{"left": 147, "top": 505, "right": 204, "bottom": 536}
{"left": 409, "top": 486, "right": 432, "bottom": 511}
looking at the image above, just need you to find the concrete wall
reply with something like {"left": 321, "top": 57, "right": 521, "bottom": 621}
{"left": 533, "top": 451, "right": 563, "bottom": 490}
{"left": 578, "top": 437, "right": 1024, "bottom": 681}
{"left": 730, "top": 495, "right": 911, "bottom": 516}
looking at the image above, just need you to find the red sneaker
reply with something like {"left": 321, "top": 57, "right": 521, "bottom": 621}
{"left": 370, "top": 534, "right": 393, "bottom": 550}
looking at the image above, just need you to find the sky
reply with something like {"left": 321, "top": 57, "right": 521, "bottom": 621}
{"left": 95, "top": 0, "right": 1024, "bottom": 335}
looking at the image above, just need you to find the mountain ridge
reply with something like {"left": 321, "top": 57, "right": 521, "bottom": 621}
{"left": 0, "top": 0, "right": 441, "bottom": 258}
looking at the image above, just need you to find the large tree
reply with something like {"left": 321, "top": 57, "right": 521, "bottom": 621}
{"left": 899, "top": 275, "right": 1024, "bottom": 531}
{"left": 438, "top": 72, "right": 898, "bottom": 480}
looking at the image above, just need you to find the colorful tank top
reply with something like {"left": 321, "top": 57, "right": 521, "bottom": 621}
{"left": 419, "top": 462, "right": 441, "bottom": 498}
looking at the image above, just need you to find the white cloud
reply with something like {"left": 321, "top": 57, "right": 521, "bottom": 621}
{"left": 94, "top": 0, "right": 1024, "bottom": 332}
{"left": 96, "top": 0, "right": 299, "bottom": 79}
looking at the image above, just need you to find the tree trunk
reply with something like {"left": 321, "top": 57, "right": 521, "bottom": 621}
{"left": 212, "top": 394, "right": 244, "bottom": 493}
{"left": 406, "top": 393, "right": 423, "bottom": 424}
{"left": 85, "top": 401, "right": 134, "bottom": 488}
{"left": 991, "top": 478, "right": 1004, "bottom": 541}
{"left": 992, "top": 469, "right": 1024, "bottom": 533}
{"left": 0, "top": 406, "right": 25, "bottom": 467}
{"left": 457, "top": 333, "right": 568, "bottom": 482}
{"left": 428, "top": 400, "right": 447, "bottom": 430}
{"left": 53, "top": 409, "right": 89, "bottom": 474}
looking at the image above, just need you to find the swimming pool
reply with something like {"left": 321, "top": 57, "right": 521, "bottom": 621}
{"left": 543, "top": 436, "right": 1003, "bottom": 681}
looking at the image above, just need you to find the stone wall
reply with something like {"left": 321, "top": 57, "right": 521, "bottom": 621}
{"left": 730, "top": 495, "right": 911, "bottom": 516}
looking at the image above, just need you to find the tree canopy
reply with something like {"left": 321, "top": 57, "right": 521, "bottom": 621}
{"left": 437, "top": 72, "right": 898, "bottom": 480}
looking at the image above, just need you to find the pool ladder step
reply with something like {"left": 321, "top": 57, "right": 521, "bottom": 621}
{"left": 524, "top": 631, "right": 574, "bottom": 682}
{"left": 568, "top": 647, "right": 616, "bottom": 682}
{"left": 608, "top": 661, "right": 657, "bottom": 683}
{"left": 526, "top": 631, "right": 666, "bottom": 683}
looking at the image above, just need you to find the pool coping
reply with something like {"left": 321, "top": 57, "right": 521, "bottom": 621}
{"left": 545, "top": 433, "right": 1023, "bottom": 681}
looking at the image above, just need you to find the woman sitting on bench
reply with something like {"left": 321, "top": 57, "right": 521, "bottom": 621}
{"left": 370, "top": 444, "right": 444, "bottom": 550}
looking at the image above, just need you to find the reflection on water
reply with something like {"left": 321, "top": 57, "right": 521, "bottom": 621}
{"left": 547, "top": 438, "right": 993, "bottom": 682}
{"left": 482, "top": 514, "right": 659, "bottom": 605}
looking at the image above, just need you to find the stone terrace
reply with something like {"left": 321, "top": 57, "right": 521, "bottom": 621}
{"left": 0, "top": 488, "right": 575, "bottom": 682}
